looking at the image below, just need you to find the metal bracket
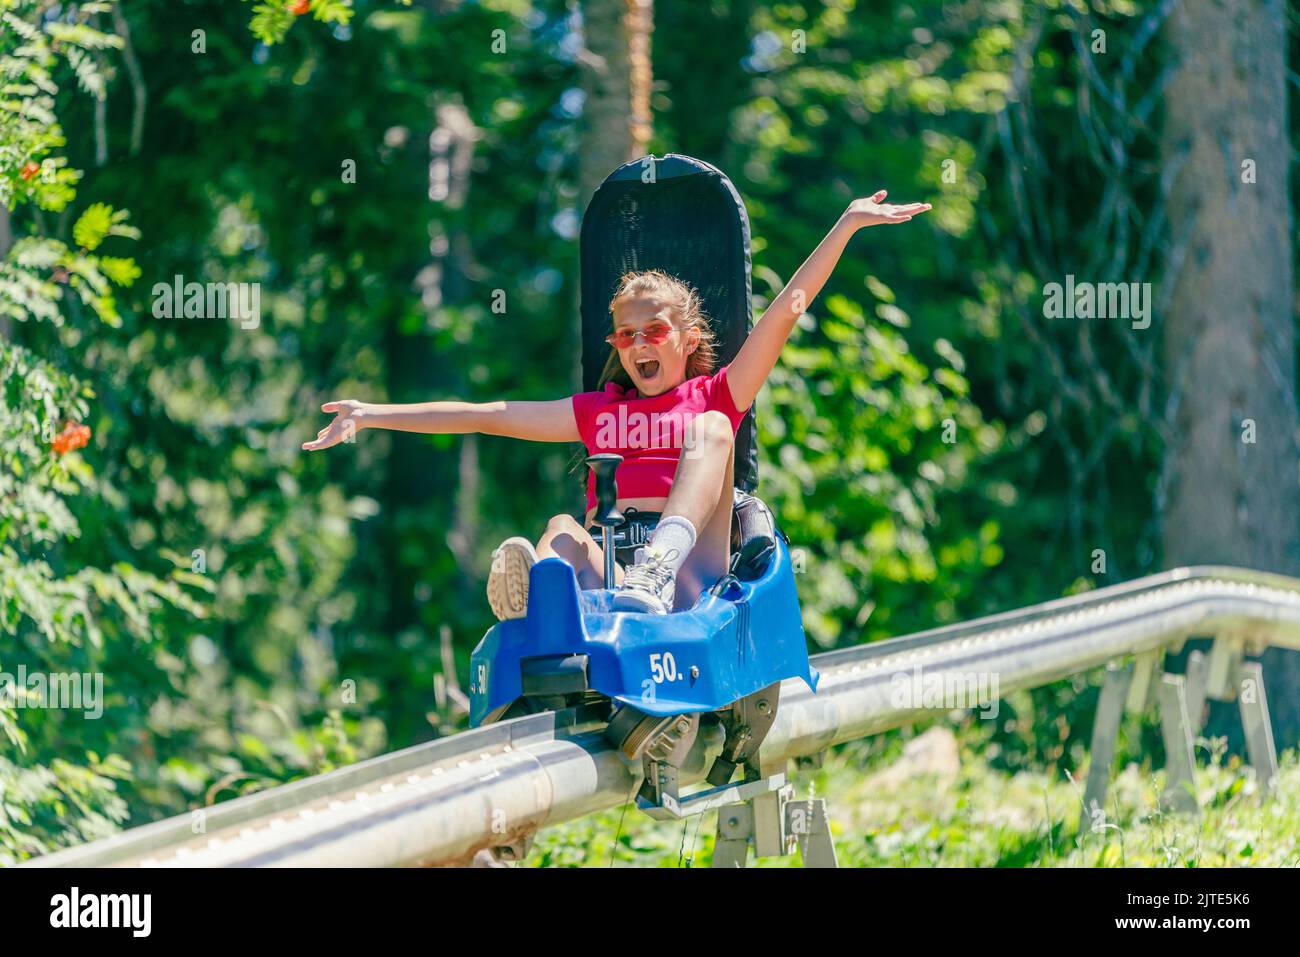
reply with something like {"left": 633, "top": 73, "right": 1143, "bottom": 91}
{"left": 712, "top": 804, "right": 754, "bottom": 868}
{"left": 706, "top": 682, "right": 781, "bottom": 786}
{"left": 751, "top": 783, "right": 795, "bottom": 858}
{"left": 787, "top": 794, "right": 838, "bottom": 867}
{"left": 637, "top": 772, "right": 786, "bottom": 821}
{"left": 711, "top": 779, "right": 838, "bottom": 868}
{"left": 631, "top": 712, "right": 701, "bottom": 809}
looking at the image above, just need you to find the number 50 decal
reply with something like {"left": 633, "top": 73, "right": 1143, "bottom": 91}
{"left": 649, "top": 652, "right": 678, "bottom": 683}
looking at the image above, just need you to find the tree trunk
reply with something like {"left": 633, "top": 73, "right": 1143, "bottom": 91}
{"left": 1160, "top": 0, "right": 1299, "bottom": 747}
{"left": 577, "top": 0, "right": 652, "bottom": 211}
{"left": 569, "top": 0, "right": 654, "bottom": 487}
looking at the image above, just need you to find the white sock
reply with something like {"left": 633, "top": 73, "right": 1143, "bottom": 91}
{"left": 643, "top": 515, "right": 696, "bottom": 576}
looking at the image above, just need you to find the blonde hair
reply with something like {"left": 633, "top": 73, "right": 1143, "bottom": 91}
{"left": 597, "top": 269, "right": 718, "bottom": 389}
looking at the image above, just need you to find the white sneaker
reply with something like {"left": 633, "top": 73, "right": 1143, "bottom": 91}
{"left": 611, "top": 546, "right": 679, "bottom": 615}
{"left": 487, "top": 537, "right": 538, "bottom": 621}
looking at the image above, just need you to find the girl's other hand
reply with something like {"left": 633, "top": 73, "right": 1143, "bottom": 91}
{"left": 845, "top": 190, "right": 932, "bottom": 228}
{"left": 303, "top": 399, "right": 367, "bottom": 451}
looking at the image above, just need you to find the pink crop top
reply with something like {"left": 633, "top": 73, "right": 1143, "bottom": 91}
{"left": 571, "top": 364, "right": 751, "bottom": 513}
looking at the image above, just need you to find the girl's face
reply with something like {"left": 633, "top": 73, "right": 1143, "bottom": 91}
{"left": 610, "top": 295, "right": 700, "bottom": 396}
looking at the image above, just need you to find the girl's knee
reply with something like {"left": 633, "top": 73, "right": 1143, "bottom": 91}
{"left": 544, "top": 512, "right": 585, "bottom": 537}
{"left": 684, "top": 410, "right": 734, "bottom": 453}
{"left": 539, "top": 513, "right": 593, "bottom": 566}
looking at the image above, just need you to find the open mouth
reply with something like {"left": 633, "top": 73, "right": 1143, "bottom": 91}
{"left": 634, "top": 358, "right": 661, "bottom": 380}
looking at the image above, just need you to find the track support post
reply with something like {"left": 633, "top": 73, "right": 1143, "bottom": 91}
{"left": 1236, "top": 660, "right": 1278, "bottom": 795}
{"left": 1158, "top": 673, "right": 1198, "bottom": 814}
{"left": 1183, "top": 649, "right": 1209, "bottom": 736}
{"left": 1079, "top": 661, "right": 1133, "bottom": 838}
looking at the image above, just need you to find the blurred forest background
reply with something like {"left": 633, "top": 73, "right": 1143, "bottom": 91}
{"left": 1, "top": 0, "right": 1297, "bottom": 862}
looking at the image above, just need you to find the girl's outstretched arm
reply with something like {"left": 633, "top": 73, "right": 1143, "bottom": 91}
{"left": 302, "top": 397, "right": 579, "bottom": 451}
{"left": 726, "top": 190, "right": 932, "bottom": 412}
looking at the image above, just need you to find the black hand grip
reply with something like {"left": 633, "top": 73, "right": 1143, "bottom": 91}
{"left": 586, "top": 453, "right": 624, "bottom": 527}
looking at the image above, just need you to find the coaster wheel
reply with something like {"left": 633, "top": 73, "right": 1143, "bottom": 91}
{"left": 605, "top": 705, "right": 690, "bottom": 761}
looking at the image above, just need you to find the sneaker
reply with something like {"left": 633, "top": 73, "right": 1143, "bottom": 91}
{"left": 487, "top": 537, "right": 538, "bottom": 621}
{"left": 611, "top": 546, "right": 679, "bottom": 615}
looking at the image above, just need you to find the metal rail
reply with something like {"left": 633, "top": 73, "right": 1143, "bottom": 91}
{"left": 26, "top": 565, "right": 1300, "bottom": 868}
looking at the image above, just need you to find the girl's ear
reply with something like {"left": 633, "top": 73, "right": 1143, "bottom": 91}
{"left": 685, "top": 325, "right": 701, "bottom": 355}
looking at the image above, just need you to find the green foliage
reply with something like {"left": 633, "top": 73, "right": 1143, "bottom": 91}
{"left": 0, "top": 752, "right": 131, "bottom": 867}
{"left": 246, "top": 0, "right": 357, "bottom": 46}
{"left": 0, "top": 1, "right": 116, "bottom": 210}
{"left": 756, "top": 285, "right": 1005, "bottom": 646}
{"left": 1, "top": 0, "right": 208, "bottom": 861}
{"left": 0, "top": 339, "right": 205, "bottom": 857}
{"left": 71, "top": 202, "right": 137, "bottom": 252}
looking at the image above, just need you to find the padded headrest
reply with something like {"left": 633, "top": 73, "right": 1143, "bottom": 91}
{"left": 579, "top": 154, "right": 758, "bottom": 492}
{"left": 729, "top": 490, "right": 777, "bottom": 579}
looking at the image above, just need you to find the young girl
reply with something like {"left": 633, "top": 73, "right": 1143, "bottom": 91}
{"left": 303, "top": 190, "right": 930, "bottom": 618}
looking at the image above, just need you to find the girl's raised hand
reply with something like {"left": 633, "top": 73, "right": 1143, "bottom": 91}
{"left": 845, "top": 190, "right": 932, "bottom": 228}
{"left": 302, "top": 399, "right": 366, "bottom": 451}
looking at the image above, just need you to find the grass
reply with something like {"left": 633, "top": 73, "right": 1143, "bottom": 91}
{"left": 522, "top": 727, "right": 1300, "bottom": 868}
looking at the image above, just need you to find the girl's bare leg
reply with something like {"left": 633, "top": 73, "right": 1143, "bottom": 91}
{"left": 488, "top": 514, "right": 622, "bottom": 620}
{"left": 515, "top": 412, "right": 734, "bottom": 616}
{"left": 537, "top": 514, "right": 622, "bottom": 590}
{"left": 658, "top": 410, "right": 735, "bottom": 609}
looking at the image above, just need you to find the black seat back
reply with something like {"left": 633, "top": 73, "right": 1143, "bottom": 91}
{"left": 579, "top": 154, "right": 758, "bottom": 492}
